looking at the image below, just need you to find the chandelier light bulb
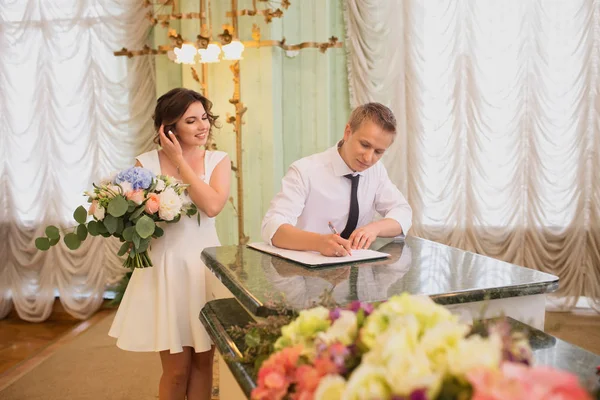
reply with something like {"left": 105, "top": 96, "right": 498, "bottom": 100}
{"left": 174, "top": 43, "right": 197, "bottom": 64}
{"left": 222, "top": 39, "right": 245, "bottom": 61}
{"left": 198, "top": 43, "right": 222, "bottom": 63}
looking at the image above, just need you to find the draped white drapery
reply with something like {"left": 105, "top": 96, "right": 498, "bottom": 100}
{"left": 0, "top": 0, "right": 156, "bottom": 321}
{"left": 344, "top": 0, "right": 600, "bottom": 309}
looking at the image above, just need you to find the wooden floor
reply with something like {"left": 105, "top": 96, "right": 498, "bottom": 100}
{"left": 1, "top": 300, "right": 599, "bottom": 392}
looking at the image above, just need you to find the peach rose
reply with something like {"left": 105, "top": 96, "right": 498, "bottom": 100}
{"left": 144, "top": 193, "right": 160, "bottom": 214}
{"left": 88, "top": 200, "right": 98, "bottom": 216}
{"left": 126, "top": 189, "right": 145, "bottom": 205}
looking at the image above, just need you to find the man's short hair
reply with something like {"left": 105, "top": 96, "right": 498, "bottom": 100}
{"left": 348, "top": 102, "right": 396, "bottom": 133}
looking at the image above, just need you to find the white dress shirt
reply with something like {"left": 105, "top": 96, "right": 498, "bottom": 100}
{"left": 261, "top": 144, "right": 413, "bottom": 244}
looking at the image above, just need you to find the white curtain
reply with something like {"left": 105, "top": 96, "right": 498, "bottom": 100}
{"left": 345, "top": 0, "right": 600, "bottom": 310}
{"left": 0, "top": 0, "right": 156, "bottom": 321}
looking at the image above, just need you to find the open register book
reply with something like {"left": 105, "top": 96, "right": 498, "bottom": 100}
{"left": 247, "top": 242, "right": 390, "bottom": 267}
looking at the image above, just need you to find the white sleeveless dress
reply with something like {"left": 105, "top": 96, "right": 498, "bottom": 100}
{"left": 108, "top": 149, "right": 226, "bottom": 354}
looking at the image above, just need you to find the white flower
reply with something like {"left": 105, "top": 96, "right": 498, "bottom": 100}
{"left": 154, "top": 178, "right": 166, "bottom": 192}
{"left": 314, "top": 375, "right": 346, "bottom": 400}
{"left": 447, "top": 332, "right": 503, "bottom": 375}
{"left": 343, "top": 364, "right": 391, "bottom": 400}
{"left": 118, "top": 181, "right": 133, "bottom": 195}
{"left": 158, "top": 188, "right": 183, "bottom": 221}
{"left": 93, "top": 205, "right": 105, "bottom": 221}
{"left": 317, "top": 310, "right": 357, "bottom": 346}
{"left": 84, "top": 190, "right": 97, "bottom": 200}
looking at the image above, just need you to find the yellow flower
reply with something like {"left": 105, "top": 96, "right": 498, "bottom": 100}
{"left": 314, "top": 375, "right": 346, "bottom": 400}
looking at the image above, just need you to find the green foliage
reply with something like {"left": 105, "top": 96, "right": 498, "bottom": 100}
{"left": 45, "top": 226, "right": 60, "bottom": 240}
{"left": 35, "top": 237, "right": 50, "bottom": 251}
{"left": 107, "top": 195, "right": 128, "bottom": 217}
{"left": 64, "top": 233, "right": 81, "bottom": 250}
{"left": 135, "top": 215, "right": 155, "bottom": 239}
{"left": 73, "top": 206, "right": 87, "bottom": 224}
{"left": 76, "top": 224, "right": 88, "bottom": 241}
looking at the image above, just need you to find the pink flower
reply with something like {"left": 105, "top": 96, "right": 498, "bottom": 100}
{"left": 468, "top": 363, "right": 592, "bottom": 400}
{"left": 127, "top": 189, "right": 145, "bottom": 205}
{"left": 88, "top": 200, "right": 98, "bottom": 216}
{"left": 252, "top": 346, "right": 303, "bottom": 400}
{"left": 144, "top": 193, "right": 160, "bottom": 214}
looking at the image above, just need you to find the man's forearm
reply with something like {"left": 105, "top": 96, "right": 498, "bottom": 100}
{"left": 271, "top": 224, "right": 323, "bottom": 251}
{"left": 371, "top": 218, "right": 403, "bottom": 237}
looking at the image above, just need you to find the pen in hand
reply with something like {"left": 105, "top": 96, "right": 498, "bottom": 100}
{"left": 327, "top": 221, "right": 351, "bottom": 256}
{"left": 328, "top": 221, "right": 339, "bottom": 235}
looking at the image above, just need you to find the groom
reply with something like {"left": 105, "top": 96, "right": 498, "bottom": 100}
{"left": 261, "top": 102, "right": 412, "bottom": 257}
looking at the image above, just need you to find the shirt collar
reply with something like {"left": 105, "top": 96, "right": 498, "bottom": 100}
{"left": 329, "top": 142, "right": 364, "bottom": 177}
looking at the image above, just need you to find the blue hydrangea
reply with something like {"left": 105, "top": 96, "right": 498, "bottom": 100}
{"left": 114, "top": 167, "right": 155, "bottom": 190}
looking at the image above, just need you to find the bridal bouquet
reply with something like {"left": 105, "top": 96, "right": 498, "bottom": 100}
{"left": 36, "top": 166, "right": 198, "bottom": 269}
{"left": 241, "top": 293, "right": 594, "bottom": 400}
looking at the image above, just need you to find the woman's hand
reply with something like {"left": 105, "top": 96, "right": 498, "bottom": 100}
{"left": 348, "top": 223, "right": 380, "bottom": 250}
{"left": 158, "top": 125, "right": 184, "bottom": 167}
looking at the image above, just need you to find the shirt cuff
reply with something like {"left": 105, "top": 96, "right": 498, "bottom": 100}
{"left": 261, "top": 217, "right": 289, "bottom": 245}
{"left": 383, "top": 209, "right": 412, "bottom": 236}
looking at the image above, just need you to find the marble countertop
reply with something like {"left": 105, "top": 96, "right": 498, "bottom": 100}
{"left": 200, "top": 299, "right": 600, "bottom": 398}
{"left": 200, "top": 298, "right": 600, "bottom": 399}
{"left": 202, "top": 236, "right": 559, "bottom": 317}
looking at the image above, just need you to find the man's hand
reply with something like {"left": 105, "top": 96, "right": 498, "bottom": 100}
{"left": 348, "top": 223, "right": 380, "bottom": 250}
{"left": 318, "top": 234, "right": 353, "bottom": 257}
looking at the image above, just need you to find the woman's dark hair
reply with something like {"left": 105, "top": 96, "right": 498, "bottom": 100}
{"left": 152, "top": 88, "right": 220, "bottom": 144}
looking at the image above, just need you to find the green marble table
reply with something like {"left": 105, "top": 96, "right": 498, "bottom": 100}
{"left": 202, "top": 236, "right": 558, "bottom": 329}
{"left": 200, "top": 298, "right": 600, "bottom": 399}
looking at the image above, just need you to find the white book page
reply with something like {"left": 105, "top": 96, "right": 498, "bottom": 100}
{"left": 247, "top": 242, "right": 390, "bottom": 266}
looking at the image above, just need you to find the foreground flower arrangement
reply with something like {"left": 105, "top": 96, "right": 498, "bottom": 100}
{"left": 239, "top": 293, "right": 595, "bottom": 400}
{"left": 36, "top": 167, "right": 198, "bottom": 269}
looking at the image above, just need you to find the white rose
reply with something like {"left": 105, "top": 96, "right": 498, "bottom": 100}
{"left": 94, "top": 205, "right": 106, "bottom": 221}
{"left": 154, "top": 179, "right": 166, "bottom": 192}
{"left": 118, "top": 181, "right": 133, "bottom": 195}
{"left": 158, "top": 188, "right": 183, "bottom": 221}
{"left": 317, "top": 310, "right": 357, "bottom": 346}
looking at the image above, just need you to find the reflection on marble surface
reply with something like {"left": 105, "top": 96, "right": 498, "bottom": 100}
{"left": 202, "top": 236, "right": 559, "bottom": 317}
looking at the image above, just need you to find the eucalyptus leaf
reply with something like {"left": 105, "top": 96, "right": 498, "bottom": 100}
{"left": 73, "top": 206, "right": 87, "bottom": 224}
{"left": 103, "top": 214, "right": 118, "bottom": 234}
{"left": 45, "top": 226, "right": 60, "bottom": 240}
{"left": 100, "top": 231, "right": 111, "bottom": 238}
{"left": 35, "top": 237, "right": 50, "bottom": 251}
{"left": 107, "top": 195, "right": 128, "bottom": 217}
{"left": 137, "top": 238, "right": 150, "bottom": 253}
{"left": 64, "top": 233, "right": 81, "bottom": 250}
{"left": 153, "top": 226, "right": 164, "bottom": 238}
{"left": 87, "top": 220, "right": 99, "bottom": 236}
{"left": 116, "top": 218, "right": 125, "bottom": 235}
{"left": 49, "top": 237, "right": 60, "bottom": 246}
{"left": 132, "top": 232, "right": 141, "bottom": 249}
{"left": 97, "top": 222, "right": 108, "bottom": 234}
{"left": 129, "top": 206, "right": 145, "bottom": 221}
{"left": 122, "top": 226, "right": 135, "bottom": 242}
{"left": 135, "top": 215, "right": 155, "bottom": 239}
{"left": 117, "top": 242, "right": 130, "bottom": 257}
{"left": 76, "top": 224, "right": 88, "bottom": 241}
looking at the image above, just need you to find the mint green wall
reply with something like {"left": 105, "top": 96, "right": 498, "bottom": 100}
{"left": 155, "top": 0, "right": 350, "bottom": 245}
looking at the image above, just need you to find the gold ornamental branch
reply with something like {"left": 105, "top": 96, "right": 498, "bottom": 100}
{"left": 113, "top": 37, "right": 341, "bottom": 58}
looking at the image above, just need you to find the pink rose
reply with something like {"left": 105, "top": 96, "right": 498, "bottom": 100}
{"left": 88, "top": 200, "right": 98, "bottom": 216}
{"left": 468, "top": 363, "right": 592, "bottom": 400}
{"left": 126, "top": 189, "right": 145, "bottom": 205}
{"left": 144, "top": 193, "right": 160, "bottom": 214}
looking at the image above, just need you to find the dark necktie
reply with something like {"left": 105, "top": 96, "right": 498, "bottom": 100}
{"left": 341, "top": 174, "right": 360, "bottom": 239}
